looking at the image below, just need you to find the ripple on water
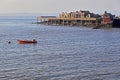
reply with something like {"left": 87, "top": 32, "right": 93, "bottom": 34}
{"left": 0, "top": 17, "right": 120, "bottom": 80}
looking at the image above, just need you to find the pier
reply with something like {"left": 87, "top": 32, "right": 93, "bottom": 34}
{"left": 36, "top": 10, "right": 116, "bottom": 28}
{"left": 37, "top": 17, "right": 97, "bottom": 26}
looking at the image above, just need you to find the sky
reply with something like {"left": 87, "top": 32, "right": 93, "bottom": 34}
{"left": 0, "top": 0, "right": 120, "bottom": 15}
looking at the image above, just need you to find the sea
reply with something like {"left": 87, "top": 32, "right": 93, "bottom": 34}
{"left": 0, "top": 14, "right": 120, "bottom": 80}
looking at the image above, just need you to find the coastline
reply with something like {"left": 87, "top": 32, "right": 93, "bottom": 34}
{"left": 36, "top": 20, "right": 113, "bottom": 29}
{"left": 36, "top": 10, "right": 120, "bottom": 29}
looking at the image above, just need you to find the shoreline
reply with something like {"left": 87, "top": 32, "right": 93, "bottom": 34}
{"left": 36, "top": 21, "right": 112, "bottom": 29}
{"left": 36, "top": 10, "right": 120, "bottom": 29}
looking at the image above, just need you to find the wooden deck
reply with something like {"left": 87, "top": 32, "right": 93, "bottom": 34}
{"left": 37, "top": 16, "right": 97, "bottom": 26}
{"left": 37, "top": 17, "right": 96, "bottom": 21}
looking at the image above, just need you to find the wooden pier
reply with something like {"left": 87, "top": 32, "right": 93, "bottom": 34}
{"left": 36, "top": 10, "right": 101, "bottom": 26}
{"left": 37, "top": 17, "right": 97, "bottom": 26}
{"left": 36, "top": 10, "right": 116, "bottom": 28}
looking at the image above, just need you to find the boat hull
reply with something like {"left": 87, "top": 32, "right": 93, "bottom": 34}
{"left": 18, "top": 40, "right": 37, "bottom": 44}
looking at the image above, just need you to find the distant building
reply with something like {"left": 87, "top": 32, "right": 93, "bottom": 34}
{"left": 59, "top": 10, "right": 97, "bottom": 18}
{"left": 102, "top": 11, "right": 115, "bottom": 24}
{"left": 38, "top": 10, "right": 118, "bottom": 27}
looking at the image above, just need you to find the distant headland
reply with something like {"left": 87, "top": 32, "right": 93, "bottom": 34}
{"left": 36, "top": 10, "right": 120, "bottom": 29}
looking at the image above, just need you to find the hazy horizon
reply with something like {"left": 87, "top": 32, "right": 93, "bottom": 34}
{"left": 0, "top": 0, "right": 120, "bottom": 15}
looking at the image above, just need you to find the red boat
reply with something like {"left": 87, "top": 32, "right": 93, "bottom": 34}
{"left": 17, "top": 40, "right": 37, "bottom": 44}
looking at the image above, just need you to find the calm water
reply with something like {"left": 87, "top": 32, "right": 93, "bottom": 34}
{"left": 0, "top": 15, "right": 120, "bottom": 80}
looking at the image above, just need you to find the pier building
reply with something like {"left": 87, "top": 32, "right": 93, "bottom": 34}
{"left": 37, "top": 10, "right": 119, "bottom": 28}
{"left": 37, "top": 10, "right": 100, "bottom": 26}
{"left": 102, "top": 11, "right": 115, "bottom": 24}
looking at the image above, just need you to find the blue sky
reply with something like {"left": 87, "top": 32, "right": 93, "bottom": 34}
{"left": 0, "top": 0, "right": 120, "bottom": 15}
